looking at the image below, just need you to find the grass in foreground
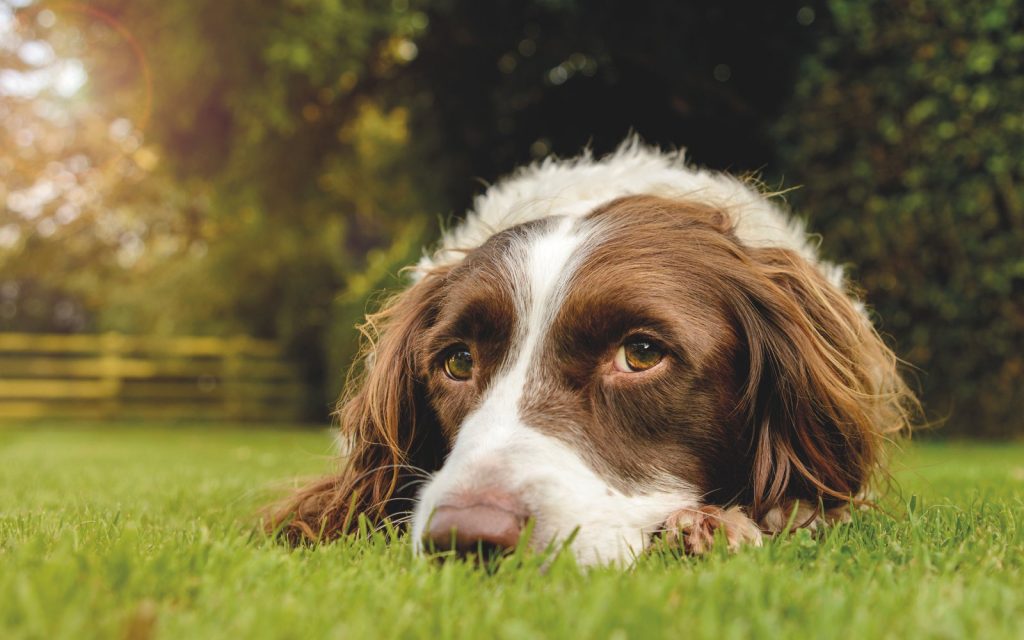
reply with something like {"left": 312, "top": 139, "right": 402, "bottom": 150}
{"left": 0, "top": 425, "right": 1021, "bottom": 639}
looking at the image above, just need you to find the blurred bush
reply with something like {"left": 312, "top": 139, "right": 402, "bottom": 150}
{"left": 0, "top": 0, "right": 440, "bottom": 419}
{"left": 398, "top": 0, "right": 820, "bottom": 209}
{"left": 3, "top": 0, "right": 1021, "bottom": 434}
{"left": 774, "top": 0, "right": 1024, "bottom": 436}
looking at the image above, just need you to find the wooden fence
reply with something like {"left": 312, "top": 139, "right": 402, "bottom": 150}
{"left": 0, "top": 333, "right": 308, "bottom": 422}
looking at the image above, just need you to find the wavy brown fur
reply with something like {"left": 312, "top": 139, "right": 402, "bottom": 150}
{"left": 726, "top": 240, "right": 916, "bottom": 520}
{"left": 267, "top": 269, "right": 450, "bottom": 544}
{"left": 584, "top": 195, "right": 916, "bottom": 523}
{"left": 267, "top": 195, "right": 917, "bottom": 544}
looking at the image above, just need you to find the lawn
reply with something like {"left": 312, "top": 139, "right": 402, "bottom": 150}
{"left": 0, "top": 425, "right": 1021, "bottom": 639}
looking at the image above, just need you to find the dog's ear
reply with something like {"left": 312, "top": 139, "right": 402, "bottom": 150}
{"left": 269, "top": 271, "right": 448, "bottom": 544}
{"left": 728, "top": 246, "right": 915, "bottom": 523}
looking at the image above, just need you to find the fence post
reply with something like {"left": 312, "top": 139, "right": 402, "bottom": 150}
{"left": 223, "top": 336, "right": 245, "bottom": 421}
{"left": 101, "top": 332, "right": 123, "bottom": 419}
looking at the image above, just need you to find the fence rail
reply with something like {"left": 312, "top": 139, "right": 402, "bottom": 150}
{"left": 0, "top": 332, "right": 307, "bottom": 422}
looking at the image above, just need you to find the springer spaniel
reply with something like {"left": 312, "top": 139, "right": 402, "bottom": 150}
{"left": 273, "top": 140, "right": 913, "bottom": 565}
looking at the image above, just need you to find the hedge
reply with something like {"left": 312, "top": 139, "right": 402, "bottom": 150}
{"left": 774, "top": 0, "right": 1024, "bottom": 436}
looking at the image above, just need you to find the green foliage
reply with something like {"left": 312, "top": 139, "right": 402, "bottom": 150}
{"left": 4, "top": 0, "right": 1022, "bottom": 433}
{"left": 0, "top": 0, "right": 439, "bottom": 416}
{"left": 774, "top": 0, "right": 1024, "bottom": 437}
{"left": 1, "top": 425, "right": 1022, "bottom": 638}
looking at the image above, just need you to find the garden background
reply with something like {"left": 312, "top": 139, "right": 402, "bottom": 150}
{"left": 1, "top": 0, "right": 1022, "bottom": 437}
{"left": 2, "top": 3, "right": 1023, "bottom": 638}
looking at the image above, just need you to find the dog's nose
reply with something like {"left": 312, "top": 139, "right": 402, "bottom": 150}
{"left": 425, "top": 501, "right": 525, "bottom": 556}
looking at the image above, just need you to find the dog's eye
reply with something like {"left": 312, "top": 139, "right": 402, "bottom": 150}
{"left": 443, "top": 346, "right": 474, "bottom": 381}
{"left": 614, "top": 339, "right": 664, "bottom": 373}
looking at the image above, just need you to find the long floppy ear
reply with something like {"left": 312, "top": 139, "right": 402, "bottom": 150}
{"left": 728, "top": 246, "right": 915, "bottom": 524}
{"left": 268, "top": 271, "right": 448, "bottom": 544}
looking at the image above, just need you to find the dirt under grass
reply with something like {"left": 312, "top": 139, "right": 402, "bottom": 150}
{"left": 0, "top": 424, "right": 1021, "bottom": 639}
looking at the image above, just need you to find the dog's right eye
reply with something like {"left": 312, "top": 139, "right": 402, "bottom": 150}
{"left": 443, "top": 346, "right": 474, "bottom": 381}
{"left": 613, "top": 338, "right": 665, "bottom": 373}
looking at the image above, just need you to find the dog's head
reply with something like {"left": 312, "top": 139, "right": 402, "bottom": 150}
{"left": 278, "top": 193, "right": 912, "bottom": 565}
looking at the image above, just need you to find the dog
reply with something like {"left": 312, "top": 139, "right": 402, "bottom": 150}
{"left": 272, "top": 140, "right": 914, "bottom": 565}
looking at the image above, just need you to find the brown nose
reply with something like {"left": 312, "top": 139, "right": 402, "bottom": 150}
{"left": 425, "top": 502, "right": 525, "bottom": 556}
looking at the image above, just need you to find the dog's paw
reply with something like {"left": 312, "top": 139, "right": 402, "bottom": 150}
{"left": 663, "top": 505, "right": 763, "bottom": 555}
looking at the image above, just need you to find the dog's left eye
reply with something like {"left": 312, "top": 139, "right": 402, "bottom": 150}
{"left": 613, "top": 339, "right": 665, "bottom": 373}
{"left": 443, "top": 346, "right": 474, "bottom": 381}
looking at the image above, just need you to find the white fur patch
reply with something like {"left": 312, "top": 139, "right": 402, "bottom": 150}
{"left": 410, "top": 215, "right": 699, "bottom": 565}
{"left": 416, "top": 137, "right": 846, "bottom": 289}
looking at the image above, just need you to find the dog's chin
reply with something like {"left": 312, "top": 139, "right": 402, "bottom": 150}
{"left": 531, "top": 520, "right": 666, "bottom": 567}
{"left": 528, "top": 495, "right": 702, "bottom": 566}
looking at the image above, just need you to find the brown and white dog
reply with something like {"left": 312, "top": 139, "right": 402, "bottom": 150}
{"left": 273, "top": 140, "right": 914, "bottom": 565}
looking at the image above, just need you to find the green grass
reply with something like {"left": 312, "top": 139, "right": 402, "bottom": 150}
{"left": 0, "top": 425, "right": 1021, "bottom": 639}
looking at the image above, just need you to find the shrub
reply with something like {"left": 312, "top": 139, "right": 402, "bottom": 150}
{"left": 774, "top": 0, "right": 1024, "bottom": 436}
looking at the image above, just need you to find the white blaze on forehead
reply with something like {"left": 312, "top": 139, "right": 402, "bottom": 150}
{"left": 411, "top": 215, "right": 701, "bottom": 565}
{"left": 428, "top": 215, "right": 588, "bottom": 458}
{"left": 505, "top": 216, "right": 588, "bottom": 400}
{"left": 418, "top": 138, "right": 847, "bottom": 291}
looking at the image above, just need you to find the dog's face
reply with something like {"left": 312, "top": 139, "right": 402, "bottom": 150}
{"left": 278, "top": 194, "right": 909, "bottom": 564}
{"left": 409, "top": 201, "right": 752, "bottom": 563}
